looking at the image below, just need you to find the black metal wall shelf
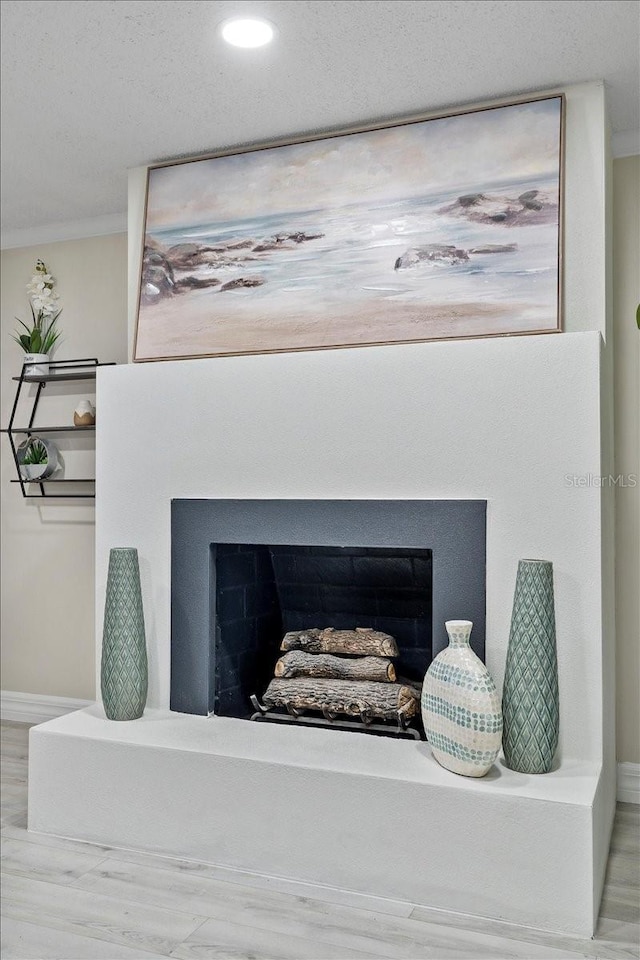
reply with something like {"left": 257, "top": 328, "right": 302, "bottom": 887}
{"left": 12, "top": 370, "right": 102, "bottom": 384}
{"left": 3, "top": 358, "right": 115, "bottom": 499}
{"left": 3, "top": 425, "right": 96, "bottom": 434}
{"left": 10, "top": 478, "right": 95, "bottom": 482}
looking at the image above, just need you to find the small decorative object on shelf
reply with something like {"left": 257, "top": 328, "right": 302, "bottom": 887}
{"left": 22, "top": 354, "right": 50, "bottom": 377}
{"left": 502, "top": 559, "right": 559, "bottom": 774}
{"left": 12, "top": 259, "right": 62, "bottom": 375}
{"left": 421, "top": 620, "right": 503, "bottom": 777}
{"left": 101, "top": 547, "right": 148, "bottom": 721}
{"left": 17, "top": 436, "right": 59, "bottom": 481}
{"left": 74, "top": 400, "right": 96, "bottom": 426}
{"left": 2, "top": 358, "right": 115, "bottom": 499}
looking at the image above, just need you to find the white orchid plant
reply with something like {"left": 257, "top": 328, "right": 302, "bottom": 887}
{"left": 13, "top": 259, "right": 62, "bottom": 355}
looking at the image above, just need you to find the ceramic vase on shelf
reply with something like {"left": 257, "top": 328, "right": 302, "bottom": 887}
{"left": 502, "top": 559, "right": 559, "bottom": 774}
{"left": 74, "top": 399, "right": 95, "bottom": 426}
{"left": 421, "top": 620, "right": 502, "bottom": 778}
{"left": 101, "top": 548, "right": 148, "bottom": 721}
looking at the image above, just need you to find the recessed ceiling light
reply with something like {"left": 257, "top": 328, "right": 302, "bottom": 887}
{"left": 221, "top": 17, "right": 275, "bottom": 48}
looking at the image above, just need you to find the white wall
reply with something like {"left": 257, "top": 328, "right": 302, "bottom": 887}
{"left": 0, "top": 236, "right": 128, "bottom": 698}
{"left": 613, "top": 155, "right": 640, "bottom": 764}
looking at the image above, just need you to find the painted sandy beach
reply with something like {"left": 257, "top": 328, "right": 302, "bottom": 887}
{"left": 135, "top": 97, "right": 562, "bottom": 360}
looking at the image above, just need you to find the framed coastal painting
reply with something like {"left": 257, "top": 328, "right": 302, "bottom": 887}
{"left": 134, "top": 94, "right": 563, "bottom": 362}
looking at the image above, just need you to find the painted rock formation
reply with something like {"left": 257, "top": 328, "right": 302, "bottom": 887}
{"left": 140, "top": 231, "right": 323, "bottom": 304}
{"left": 438, "top": 188, "right": 557, "bottom": 226}
{"left": 394, "top": 244, "right": 469, "bottom": 270}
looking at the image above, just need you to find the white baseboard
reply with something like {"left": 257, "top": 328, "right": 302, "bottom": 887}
{"left": 617, "top": 762, "right": 640, "bottom": 804}
{"left": 2, "top": 688, "right": 639, "bottom": 804}
{"left": 0, "top": 690, "right": 93, "bottom": 725}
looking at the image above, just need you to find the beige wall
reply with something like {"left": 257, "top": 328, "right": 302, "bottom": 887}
{"left": 1, "top": 235, "right": 128, "bottom": 699}
{"left": 613, "top": 155, "right": 640, "bottom": 764}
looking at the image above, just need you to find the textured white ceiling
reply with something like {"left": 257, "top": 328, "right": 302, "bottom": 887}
{"left": 1, "top": 0, "right": 639, "bottom": 234}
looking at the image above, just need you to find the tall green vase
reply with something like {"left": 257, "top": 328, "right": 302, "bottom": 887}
{"left": 101, "top": 548, "right": 148, "bottom": 721}
{"left": 502, "top": 559, "right": 559, "bottom": 773}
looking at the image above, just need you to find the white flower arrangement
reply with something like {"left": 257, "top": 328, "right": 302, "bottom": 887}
{"left": 26, "top": 258, "right": 60, "bottom": 317}
{"left": 12, "top": 259, "right": 63, "bottom": 355}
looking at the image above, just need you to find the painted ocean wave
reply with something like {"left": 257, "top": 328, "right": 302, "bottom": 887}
{"left": 147, "top": 177, "right": 559, "bottom": 311}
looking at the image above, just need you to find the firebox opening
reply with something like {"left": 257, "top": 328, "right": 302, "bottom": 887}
{"left": 214, "top": 543, "right": 433, "bottom": 722}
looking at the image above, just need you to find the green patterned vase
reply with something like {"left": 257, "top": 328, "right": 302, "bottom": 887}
{"left": 502, "top": 559, "right": 559, "bottom": 773}
{"left": 101, "top": 548, "right": 148, "bottom": 721}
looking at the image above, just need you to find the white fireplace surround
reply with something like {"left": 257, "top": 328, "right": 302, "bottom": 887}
{"left": 29, "top": 331, "right": 614, "bottom": 935}
{"left": 29, "top": 81, "right": 615, "bottom": 937}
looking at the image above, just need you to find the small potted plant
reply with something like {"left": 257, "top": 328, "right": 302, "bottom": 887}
{"left": 17, "top": 437, "right": 59, "bottom": 481}
{"left": 13, "top": 259, "right": 62, "bottom": 375}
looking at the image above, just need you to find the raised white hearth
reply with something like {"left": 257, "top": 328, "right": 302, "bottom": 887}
{"left": 30, "top": 706, "right": 601, "bottom": 934}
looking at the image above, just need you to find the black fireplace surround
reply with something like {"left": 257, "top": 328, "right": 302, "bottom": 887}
{"left": 171, "top": 500, "right": 486, "bottom": 717}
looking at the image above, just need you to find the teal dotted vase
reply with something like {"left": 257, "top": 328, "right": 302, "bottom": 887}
{"left": 101, "top": 548, "right": 148, "bottom": 721}
{"left": 502, "top": 559, "right": 559, "bottom": 774}
{"left": 421, "top": 620, "right": 502, "bottom": 777}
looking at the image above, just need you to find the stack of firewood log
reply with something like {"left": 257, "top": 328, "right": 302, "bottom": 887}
{"left": 262, "top": 627, "right": 420, "bottom": 723}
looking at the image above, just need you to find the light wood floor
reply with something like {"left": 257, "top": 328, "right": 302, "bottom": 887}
{"left": 1, "top": 721, "right": 638, "bottom": 960}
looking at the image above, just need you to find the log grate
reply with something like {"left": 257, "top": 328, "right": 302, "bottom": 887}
{"left": 249, "top": 694, "right": 424, "bottom": 740}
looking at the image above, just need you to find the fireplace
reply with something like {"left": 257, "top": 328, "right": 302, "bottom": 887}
{"left": 170, "top": 498, "right": 486, "bottom": 733}
{"left": 215, "top": 543, "right": 434, "bottom": 735}
{"left": 32, "top": 328, "right": 611, "bottom": 936}
{"left": 27, "top": 82, "right": 613, "bottom": 938}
